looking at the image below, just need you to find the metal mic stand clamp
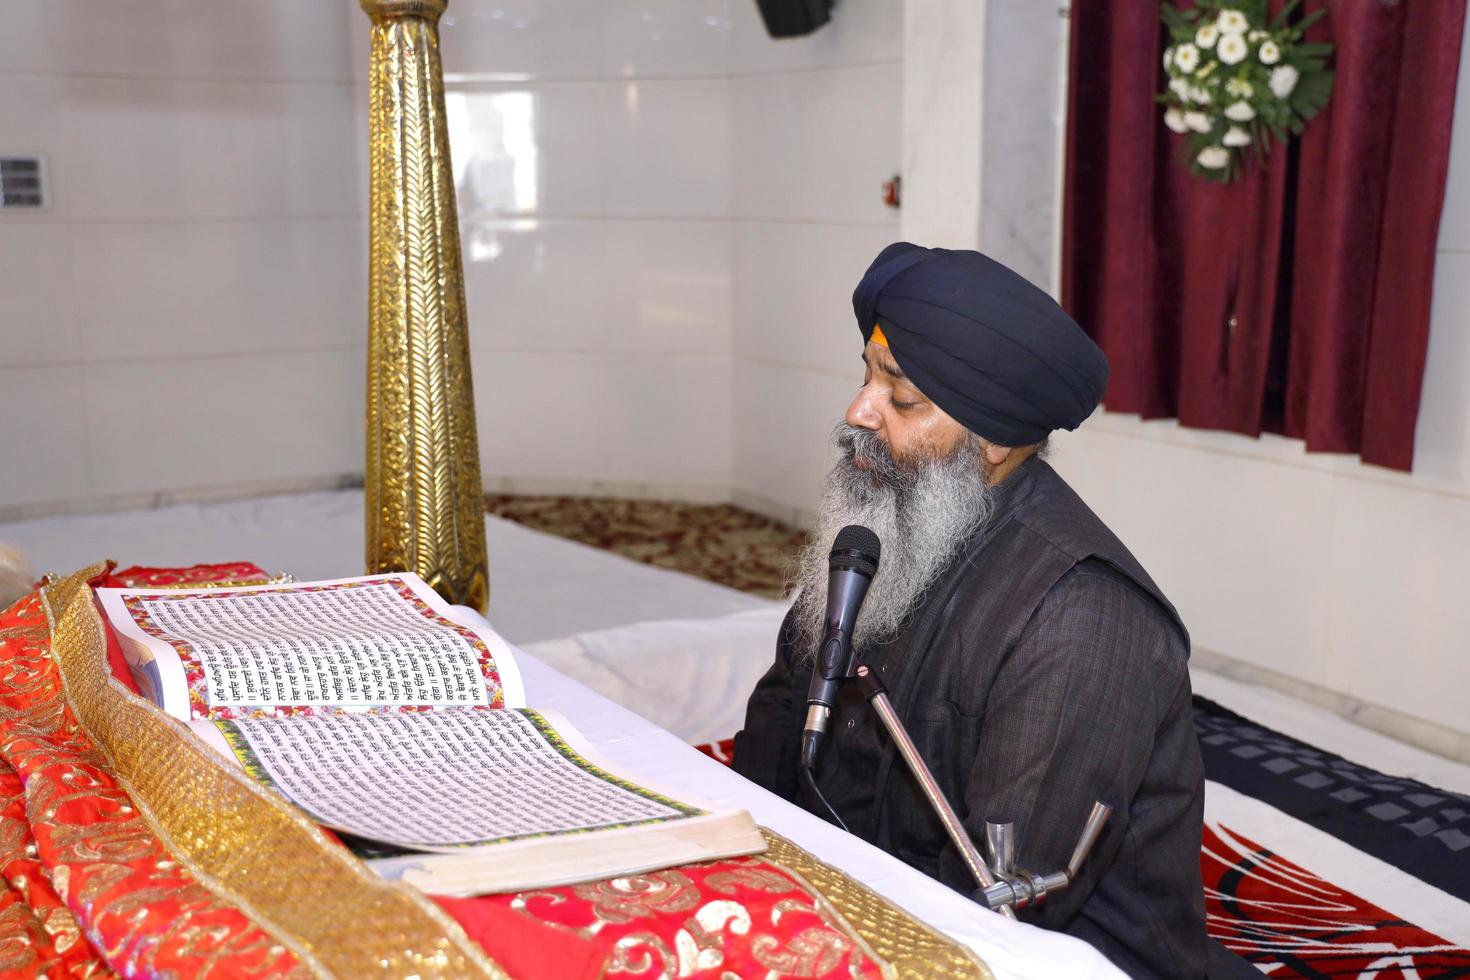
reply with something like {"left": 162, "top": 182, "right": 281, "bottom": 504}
{"left": 851, "top": 665, "right": 1113, "bottom": 919}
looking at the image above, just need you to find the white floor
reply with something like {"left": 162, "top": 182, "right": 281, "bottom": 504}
{"left": 4, "top": 488, "right": 1468, "bottom": 795}
{"left": 0, "top": 489, "right": 768, "bottom": 645}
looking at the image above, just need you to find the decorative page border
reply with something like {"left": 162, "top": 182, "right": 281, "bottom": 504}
{"left": 119, "top": 576, "right": 505, "bottom": 719}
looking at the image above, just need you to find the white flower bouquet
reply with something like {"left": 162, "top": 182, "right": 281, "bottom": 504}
{"left": 1159, "top": 0, "right": 1334, "bottom": 182}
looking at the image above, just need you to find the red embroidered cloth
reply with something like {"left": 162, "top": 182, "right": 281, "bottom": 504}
{"left": 0, "top": 563, "right": 892, "bottom": 979}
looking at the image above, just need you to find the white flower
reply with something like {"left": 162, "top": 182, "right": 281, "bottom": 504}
{"left": 1170, "top": 77, "right": 1191, "bottom": 99}
{"left": 1174, "top": 43, "right": 1200, "bottom": 72}
{"left": 1164, "top": 46, "right": 1175, "bottom": 71}
{"left": 1258, "top": 40, "right": 1282, "bottom": 65}
{"left": 1224, "top": 99, "right": 1256, "bottom": 121}
{"left": 1196, "top": 24, "right": 1219, "bottom": 49}
{"left": 1217, "top": 33, "right": 1248, "bottom": 65}
{"left": 1226, "top": 77, "right": 1254, "bottom": 98}
{"left": 1189, "top": 85, "right": 1211, "bottom": 104}
{"left": 1184, "top": 110, "right": 1214, "bottom": 133}
{"left": 1164, "top": 107, "right": 1190, "bottom": 133}
{"left": 1269, "top": 64, "right": 1300, "bottom": 98}
{"left": 1223, "top": 126, "right": 1252, "bottom": 146}
{"left": 1248, "top": 30, "right": 1268, "bottom": 42}
{"left": 1197, "top": 146, "right": 1230, "bottom": 169}
{"left": 1216, "top": 9, "right": 1249, "bottom": 35}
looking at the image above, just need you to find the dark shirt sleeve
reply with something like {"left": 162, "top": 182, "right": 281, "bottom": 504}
{"left": 942, "top": 559, "right": 1202, "bottom": 978}
{"left": 731, "top": 608, "right": 807, "bottom": 801}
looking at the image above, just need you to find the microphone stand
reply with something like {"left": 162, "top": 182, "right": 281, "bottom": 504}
{"left": 851, "top": 665, "right": 1017, "bottom": 920}
{"left": 851, "top": 664, "right": 1113, "bottom": 920}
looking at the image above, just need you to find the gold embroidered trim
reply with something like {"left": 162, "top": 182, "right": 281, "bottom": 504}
{"left": 759, "top": 831, "right": 995, "bottom": 980}
{"left": 119, "top": 575, "right": 293, "bottom": 590}
{"left": 40, "top": 564, "right": 507, "bottom": 979}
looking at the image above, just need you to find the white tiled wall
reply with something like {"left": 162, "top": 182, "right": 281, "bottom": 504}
{"left": 0, "top": 1, "right": 364, "bottom": 517}
{"left": 2, "top": 0, "right": 899, "bottom": 517}
{"left": 728, "top": 0, "right": 904, "bottom": 522}
{"left": 421, "top": 0, "right": 901, "bottom": 505}
{"left": 404, "top": 2, "right": 737, "bottom": 500}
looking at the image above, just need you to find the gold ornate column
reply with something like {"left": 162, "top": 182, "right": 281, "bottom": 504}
{"left": 362, "top": 0, "right": 488, "bottom": 611}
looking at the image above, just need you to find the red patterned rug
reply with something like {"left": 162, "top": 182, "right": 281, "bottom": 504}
{"left": 1203, "top": 821, "right": 1468, "bottom": 976}
{"left": 695, "top": 734, "right": 1470, "bottom": 978}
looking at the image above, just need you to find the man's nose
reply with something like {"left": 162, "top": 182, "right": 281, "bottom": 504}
{"left": 846, "top": 388, "right": 881, "bottom": 431}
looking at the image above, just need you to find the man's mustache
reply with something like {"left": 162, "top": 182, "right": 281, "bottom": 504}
{"left": 833, "top": 424, "right": 910, "bottom": 487}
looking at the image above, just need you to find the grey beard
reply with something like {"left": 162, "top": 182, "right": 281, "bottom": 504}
{"left": 787, "top": 423, "right": 995, "bottom": 663}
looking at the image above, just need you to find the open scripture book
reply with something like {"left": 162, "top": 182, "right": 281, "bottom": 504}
{"left": 96, "top": 573, "right": 765, "bottom": 896}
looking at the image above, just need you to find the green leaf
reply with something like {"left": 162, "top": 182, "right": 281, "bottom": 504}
{"left": 1271, "top": 0, "right": 1305, "bottom": 30}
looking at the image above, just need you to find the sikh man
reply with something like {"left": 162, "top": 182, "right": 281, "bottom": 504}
{"left": 732, "top": 243, "right": 1207, "bottom": 978}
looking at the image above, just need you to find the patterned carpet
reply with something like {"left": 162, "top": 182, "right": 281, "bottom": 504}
{"left": 484, "top": 495, "right": 807, "bottom": 600}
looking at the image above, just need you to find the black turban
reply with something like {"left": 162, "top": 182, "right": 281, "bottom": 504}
{"left": 852, "top": 242, "right": 1108, "bottom": 447}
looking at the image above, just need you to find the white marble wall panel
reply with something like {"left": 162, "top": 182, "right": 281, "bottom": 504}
{"left": 604, "top": 1, "right": 731, "bottom": 78}
{"left": 604, "top": 78, "right": 731, "bottom": 216}
{"left": 0, "top": 1, "right": 365, "bottom": 513}
{"left": 1051, "top": 425, "right": 1336, "bottom": 676}
{"left": 1433, "top": 33, "right": 1470, "bottom": 254}
{"left": 0, "top": 366, "right": 92, "bottom": 506}
{"left": 730, "top": 62, "right": 902, "bottom": 224}
{"left": 450, "top": 83, "right": 610, "bottom": 218}
{"left": 0, "top": 1, "right": 354, "bottom": 82}
{"left": 733, "top": 360, "right": 853, "bottom": 514}
{"left": 727, "top": 0, "right": 902, "bottom": 74}
{"left": 1411, "top": 252, "right": 1470, "bottom": 487}
{"left": 473, "top": 350, "right": 731, "bottom": 487}
{"left": 83, "top": 350, "right": 363, "bottom": 498}
{"left": 440, "top": 3, "right": 739, "bottom": 494}
{"left": 72, "top": 219, "right": 365, "bottom": 362}
{"left": 901, "top": 0, "right": 983, "bottom": 250}
{"left": 462, "top": 218, "right": 612, "bottom": 351}
{"left": 0, "top": 224, "right": 78, "bottom": 366}
{"left": 979, "top": 0, "right": 1067, "bottom": 290}
{"left": 604, "top": 220, "right": 731, "bottom": 354}
{"left": 4, "top": 0, "right": 906, "bottom": 515}
{"left": 437, "top": 1, "right": 730, "bottom": 82}
{"left": 439, "top": 2, "right": 609, "bottom": 81}
{"left": 733, "top": 220, "right": 897, "bottom": 377}
{"left": 0, "top": 76, "right": 72, "bottom": 218}
{"left": 60, "top": 76, "right": 360, "bottom": 222}
{"left": 1325, "top": 476, "right": 1470, "bottom": 735}
{"left": 727, "top": 0, "right": 904, "bottom": 516}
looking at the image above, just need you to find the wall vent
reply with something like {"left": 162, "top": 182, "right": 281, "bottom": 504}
{"left": 0, "top": 158, "right": 47, "bottom": 210}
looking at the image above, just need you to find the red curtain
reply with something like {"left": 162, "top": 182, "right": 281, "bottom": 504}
{"left": 1062, "top": 0, "right": 1466, "bottom": 470}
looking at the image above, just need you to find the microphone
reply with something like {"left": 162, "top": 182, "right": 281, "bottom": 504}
{"left": 800, "top": 524, "right": 881, "bottom": 770}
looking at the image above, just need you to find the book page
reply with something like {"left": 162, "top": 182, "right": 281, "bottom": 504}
{"left": 98, "top": 574, "right": 525, "bottom": 719}
{"left": 200, "top": 708, "right": 708, "bottom": 851}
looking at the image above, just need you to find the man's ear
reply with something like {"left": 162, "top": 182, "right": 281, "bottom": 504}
{"left": 982, "top": 441, "right": 1012, "bottom": 467}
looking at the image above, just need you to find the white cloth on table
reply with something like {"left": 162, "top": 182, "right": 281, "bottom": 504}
{"left": 471, "top": 608, "right": 1125, "bottom": 980}
{"left": 524, "top": 605, "right": 789, "bottom": 746}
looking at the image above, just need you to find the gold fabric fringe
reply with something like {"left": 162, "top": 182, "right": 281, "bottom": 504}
{"left": 760, "top": 831, "right": 995, "bottom": 980}
{"left": 40, "top": 565, "right": 507, "bottom": 979}
{"left": 41, "top": 563, "right": 990, "bottom": 978}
